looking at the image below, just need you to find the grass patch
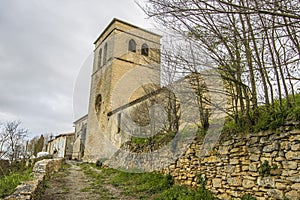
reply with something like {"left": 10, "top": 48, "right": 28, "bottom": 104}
{"left": 108, "top": 170, "right": 173, "bottom": 195}
{"left": 81, "top": 163, "right": 217, "bottom": 199}
{"left": 155, "top": 185, "right": 216, "bottom": 200}
{"left": 0, "top": 169, "right": 33, "bottom": 198}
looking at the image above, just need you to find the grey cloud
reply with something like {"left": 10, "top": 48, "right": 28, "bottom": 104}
{"left": 0, "top": 0, "right": 151, "bottom": 138}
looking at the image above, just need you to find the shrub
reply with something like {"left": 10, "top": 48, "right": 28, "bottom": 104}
{"left": 259, "top": 160, "right": 271, "bottom": 176}
{"left": 288, "top": 106, "right": 300, "bottom": 121}
{"left": 222, "top": 118, "right": 240, "bottom": 134}
{"left": 258, "top": 161, "right": 278, "bottom": 177}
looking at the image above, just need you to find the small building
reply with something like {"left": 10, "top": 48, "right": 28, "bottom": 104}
{"left": 47, "top": 132, "right": 75, "bottom": 159}
{"left": 72, "top": 114, "right": 88, "bottom": 160}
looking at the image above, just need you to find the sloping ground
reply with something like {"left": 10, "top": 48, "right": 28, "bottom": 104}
{"left": 41, "top": 160, "right": 130, "bottom": 200}
{"left": 40, "top": 160, "right": 216, "bottom": 200}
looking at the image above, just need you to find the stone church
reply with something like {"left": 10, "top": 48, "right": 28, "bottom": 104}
{"left": 72, "top": 19, "right": 223, "bottom": 170}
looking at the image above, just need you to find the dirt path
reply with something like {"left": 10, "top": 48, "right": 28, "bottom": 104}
{"left": 40, "top": 160, "right": 127, "bottom": 200}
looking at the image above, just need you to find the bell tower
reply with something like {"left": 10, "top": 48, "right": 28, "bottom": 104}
{"left": 83, "top": 18, "right": 161, "bottom": 162}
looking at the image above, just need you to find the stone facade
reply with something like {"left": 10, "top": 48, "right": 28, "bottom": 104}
{"left": 83, "top": 18, "right": 161, "bottom": 162}
{"left": 72, "top": 114, "right": 88, "bottom": 160}
{"left": 160, "top": 126, "right": 300, "bottom": 200}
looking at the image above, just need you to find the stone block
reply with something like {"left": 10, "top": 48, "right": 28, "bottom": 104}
{"left": 260, "top": 136, "right": 269, "bottom": 144}
{"left": 248, "top": 147, "right": 261, "bottom": 154}
{"left": 280, "top": 141, "right": 291, "bottom": 151}
{"left": 169, "top": 164, "right": 176, "bottom": 169}
{"left": 257, "top": 177, "right": 275, "bottom": 188}
{"left": 249, "top": 136, "right": 259, "bottom": 145}
{"left": 260, "top": 157, "right": 272, "bottom": 164}
{"left": 275, "top": 182, "right": 287, "bottom": 190}
{"left": 227, "top": 177, "right": 242, "bottom": 186}
{"left": 224, "top": 165, "right": 235, "bottom": 173}
{"left": 230, "top": 147, "right": 240, "bottom": 153}
{"left": 185, "top": 180, "right": 192, "bottom": 186}
{"left": 292, "top": 143, "right": 300, "bottom": 151}
{"left": 291, "top": 183, "right": 300, "bottom": 190}
{"left": 242, "top": 165, "right": 249, "bottom": 171}
{"left": 285, "top": 151, "right": 300, "bottom": 160}
{"left": 267, "top": 189, "right": 283, "bottom": 199}
{"left": 242, "top": 159, "right": 251, "bottom": 165}
{"left": 275, "top": 156, "right": 285, "bottom": 161}
{"left": 185, "top": 148, "right": 195, "bottom": 155}
{"left": 212, "top": 178, "right": 222, "bottom": 188}
{"left": 290, "top": 130, "right": 300, "bottom": 135}
{"left": 249, "top": 163, "right": 258, "bottom": 172}
{"left": 230, "top": 158, "right": 239, "bottom": 165}
{"left": 270, "top": 168, "right": 282, "bottom": 176}
{"left": 203, "top": 156, "right": 220, "bottom": 163}
{"left": 282, "top": 169, "right": 298, "bottom": 176}
{"left": 222, "top": 140, "right": 234, "bottom": 146}
{"left": 244, "top": 175, "right": 257, "bottom": 181}
{"left": 285, "top": 190, "right": 300, "bottom": 200}
{"left": 271, "top": 151, "right": 278, "bottom": 157}
{"left": 219, "top": 146, "right": 230, "bottom": 155}
{"left": 290, "top": 135, "right": 300, "bottom": 142}
{"left": 242, "top": 179, "right": 255, "bottom": 188}
{"left": 286, "top": 176, "right": 300, "bottom": 183}
{"left": 282, "top": 161, "right": 298, "bottom": 169}
{"left": 187, "top": 173, "right": 195, "bottom": 178}
{"left": 249, "top": 154, "right": 260, "bottom": 161}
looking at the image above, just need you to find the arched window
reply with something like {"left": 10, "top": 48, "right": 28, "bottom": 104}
{"left": 128, "top": 39, "right": 136, "bottom": 52}
{"left": 98, "top": 48, "right": 102, "bottom": 68}
{"left": 103, "top": 43, "right": 108, "bottom": 64}
{"left": 95, "top": 94, "right": 102, "bottom": 113}
{"left": 141, "top": 43, "right": 149, "bottom": 56}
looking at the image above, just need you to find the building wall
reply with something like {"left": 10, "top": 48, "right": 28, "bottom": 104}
{"left": 47, "top": 133, "right": 74, "bottom": 159}
{"left": 72, "top": 115, "right": 88, "bottom": 160}
{"left": 65, "top": 135, "right": 74, "bottom": 159}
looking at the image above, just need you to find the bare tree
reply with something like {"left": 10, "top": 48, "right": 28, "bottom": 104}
{"left": 0, "top": 121, "right": 28, "bottom": 161}
{"left": 0, "top": 122, "right": 9, "bottom": 159}
{"left": 138, "top": 0, "right": 300, "bottom": 128}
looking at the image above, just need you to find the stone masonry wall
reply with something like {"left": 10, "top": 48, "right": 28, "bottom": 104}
{"left": 5, "top": 158, "right": 64, "bottom": 200}
{"left": 160, "top": 126, "right": 300, "bottom": 200}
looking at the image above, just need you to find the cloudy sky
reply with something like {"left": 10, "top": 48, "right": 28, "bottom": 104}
{"left": 0, "top": 0, "right": 154, "bottom": 138}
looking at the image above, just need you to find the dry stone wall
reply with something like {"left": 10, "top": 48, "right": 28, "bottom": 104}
{"left": 160, "top": 125, "right": 300, "bottom": 200}
{"left": 5, "top": 158, "right": 64, "bottom": 200}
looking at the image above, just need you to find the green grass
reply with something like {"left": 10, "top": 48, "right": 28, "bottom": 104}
{"left": 79, "top": 163, "right": 217, "bottom": 199}
{"left": 155, "top": 185, "right": 216, "bottom": 200}
{"left": 0, "top": 169, "right": 33, "bottom": 198}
